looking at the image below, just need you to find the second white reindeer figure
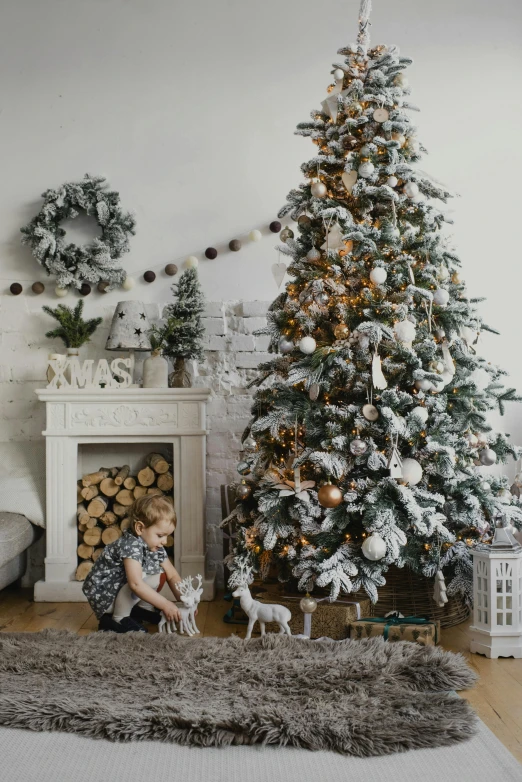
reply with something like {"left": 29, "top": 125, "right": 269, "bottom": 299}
{"left": 158, "top": 574, "right": 202, "bottom": 636}
{"left": 231, "top": 564, "right": 292, "bottom": 640}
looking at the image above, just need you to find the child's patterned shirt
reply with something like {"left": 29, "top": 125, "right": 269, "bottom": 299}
{"left": 82, "top": 531, "right": 167, "bottom": 618}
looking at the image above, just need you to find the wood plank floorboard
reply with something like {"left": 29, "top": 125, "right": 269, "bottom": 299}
{"left": 1, "top": 586, "right": 521, "bottom": 763}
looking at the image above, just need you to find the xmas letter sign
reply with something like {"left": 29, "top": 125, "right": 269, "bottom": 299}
{"left": 46, "top": 357, "right": 133, "bottom": 389}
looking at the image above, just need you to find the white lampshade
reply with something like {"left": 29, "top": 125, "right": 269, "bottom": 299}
{"left": 105, "top": 301, "right": 152, "bottom": 351}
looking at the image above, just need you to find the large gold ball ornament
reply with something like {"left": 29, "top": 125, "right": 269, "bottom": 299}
{"left": 333, "top": 323, "right": 350, "bottom": 340}
{"left": 311, "top": 181, "right": 327, "bottom": 198}
{"left": 318, "top": 483, "right": 343, "bottom": 508}
{"left": 236, "top": 482, "right": 252, "bottom": 501}
{"left": 391, "top": 131, "right": 406, "bottom": 148}
{"left": 300, "top": 593, "right": 318, "bottom": 614}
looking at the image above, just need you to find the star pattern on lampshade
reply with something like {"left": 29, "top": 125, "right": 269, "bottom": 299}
{"left": 118, "top": 311, "right": 125, "bottom": 319}
{"left": 105, "top": 301, "right": 153, "bottom": 351}
{"left": 134, "top": 328, "right": 142, "bottom": 336}
{"left": 140, "top": 312, "right": 146, "bottom": 320}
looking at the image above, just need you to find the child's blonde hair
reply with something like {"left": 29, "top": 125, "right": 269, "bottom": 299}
{"left": 129, "top": 494, "right": 177, "bottom": 535}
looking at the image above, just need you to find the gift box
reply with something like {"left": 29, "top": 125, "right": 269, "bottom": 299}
{"left": 347, "top": 614, "right": 440, "bottom": 646}
{"left": 256, "top": 592, "right": 371, "bottom": 640}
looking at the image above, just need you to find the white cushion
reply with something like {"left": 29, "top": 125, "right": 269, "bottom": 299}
{"left": 0, "top": 442, "right": 45, "bottom": 528}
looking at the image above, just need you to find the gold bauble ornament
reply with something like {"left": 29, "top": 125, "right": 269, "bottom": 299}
{"left": 451, "top": 272, "right": 462, "bottom": 284}
{"left": 236, "top": 481, "right": 252, "bottom": 501}
{"left": 318, "top": 483, "right": 343, "bottom": 508}
{"left": 391, "top": 131, "right": 406, "bottom": 148}
{"left": 333, "top": 323, "right": 350, "bottom": 340}
{"left": 299, "top": 593, "right": 318, "bottom": 614}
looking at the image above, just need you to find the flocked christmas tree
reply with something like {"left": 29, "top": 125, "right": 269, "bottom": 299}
{"left": 162, "top": 268, "right": 205, "bottom": 386}
{"left": 225, "top": 0, "right": 522, "bottom": 605}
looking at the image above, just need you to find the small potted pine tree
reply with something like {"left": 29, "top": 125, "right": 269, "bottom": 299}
{"left": 43, "top": 299, "right": 103, "bottom": 385}
{"left": 161, "top": 268, "right": 205, "bottom": 387}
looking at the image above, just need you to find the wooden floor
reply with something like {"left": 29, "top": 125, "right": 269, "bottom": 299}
{"left": 1, "top": 586, "right": 521, "bottom": 764}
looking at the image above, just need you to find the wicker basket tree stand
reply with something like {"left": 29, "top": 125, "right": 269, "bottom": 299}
{"left": 352, "top": 566, "right": 470, "bottom": 629}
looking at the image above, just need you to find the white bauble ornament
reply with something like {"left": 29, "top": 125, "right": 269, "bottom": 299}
{"left": 498, "top": 489, "right": 512, "bottom": 504}
{"left": 465, "top": 432, "right": 479, "bottom": 447}
{"left": 401, "top": 458, "right": 423, "bottom": 486}
{"left": 306, "top": 247, "right": 321, "bottom": 262}
{"left": 394, "top": 320, "right": 416, "bottom": 344}
{"left": 476, "top": 432, "right": 488, "bottom": 446}
{"left": 54, "top": 286, "right": 68, "bottom": 298}
{"left": 469, "top": 367, "right": 490, "bottom": 392}
{"left": 299, "top": 336, "right": 316, "bottom": 354}
{"left": 279, "top": 338, "right": 294, "bottom": 354}
{"left": 394, "top": 73, "right": 409, "bottom": 88}
{"left": 433, "top": 288, "right": 450, "bottom": 307}
{"left": 391, "top": 131, "right": 406, "bottom": 147}
{"left": 311, "top": 181, "right": 327, "bottom": 198}
{"left": 386, "top": 175, "right": 398, "bottom": 188}
{"left": 362, "top": 403, "right": 379, "bottom": 421}
{"left": 390, "top": 227, "right": 401, "bottom": 239}
{"left": 415, "top": 378, "right": 432, "bottom": 391}
{"left": 373, "top": 107, "right": 389, "bottom": 123}
{"left": 362, "top": 533, "right": 387, "bottom": 561}
{"left": 333, "top": 68, "right": 344, "bottom": 81}
{"left": 404, "top": 181, "right": 419, "bottom": 198}
{"left": 412, "top": 406, "right": 429, "bottom": 424}
{"left": 249, "top": 229, "right": 262, "bottom": 242}
{"left": 358, "top": 161, "right": 375, "bottom": 178}
{"left": 184, "top": 256, "right": 199, "bottom": 270}
{"left": 479, "top": 448, "right": 497, "bottom": 466}
{"left": 482, "top": 482, "right": 491, "bottom": 492}
{"left": 370, "top": 267, "right": 387, "bottom": 285}
{"left": 437, "top": 266, "right": 449, "bottom": 282}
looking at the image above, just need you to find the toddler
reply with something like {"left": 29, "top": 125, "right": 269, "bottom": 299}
{"left": 83, "top": 494, "right": 182, "bottom": 633}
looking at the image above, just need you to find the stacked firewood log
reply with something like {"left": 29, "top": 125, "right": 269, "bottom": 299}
{"left": 76, "top": 452, "right": 174, "bottom": 580}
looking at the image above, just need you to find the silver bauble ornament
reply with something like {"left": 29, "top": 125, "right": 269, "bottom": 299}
{"left": 280, "top": 225, "right": 294, "bottom": 243}
{"left": 362, "top": 404, "right": 379, "bottom": 421}
{"left": 243, "top": 436, "right": 257, "bottom": 452}
{"left": 299, "top": 593, "right": 318, "bottom": 613}
{"left": 279, "top": 337, "right": 294, "bottom": 354}
{"left": 350, "top": 438, "right": 368, "bottom": 456}
{"left": 307, "top": 248, "right": 321, "bottom": 262}
{"left": 237, "top": 461, "right": 251, "bottom": 475}
{"left": 361, "top": 533, "right": 387, "bottom": 561}
{"left": 299, "top": 336, "right": 317, "bottom": 354}
{"left": 311, "top": 181, "right": 327, "bottom": 198}
{"left": 479, "top": 448, "right": 497, "bottom": 466}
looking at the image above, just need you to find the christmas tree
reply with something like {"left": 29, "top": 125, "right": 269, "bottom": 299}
{"left": 226, "top": 0, "right": 522, "bottom": 605}
{"left": 162, "top": 268, "right": 205, "bottom": 362}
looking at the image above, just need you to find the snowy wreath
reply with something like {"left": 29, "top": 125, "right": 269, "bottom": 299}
{"left": 21, "top": 174, "right": 136, "bottom": 291}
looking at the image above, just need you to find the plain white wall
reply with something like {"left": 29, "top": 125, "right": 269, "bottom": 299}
{"left": 1, "top": 0, "right": 522, "bottom": 457}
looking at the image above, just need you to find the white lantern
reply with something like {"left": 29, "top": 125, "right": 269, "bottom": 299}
{"left": 470, "top": 525, "right": 522, "bottom": 659}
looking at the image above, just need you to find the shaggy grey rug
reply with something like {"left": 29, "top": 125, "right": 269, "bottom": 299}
{"left": 0, "top": 630, "right": 478, "bottom": 757}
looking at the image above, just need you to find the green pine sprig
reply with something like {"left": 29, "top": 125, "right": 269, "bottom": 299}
{"left": 42, "top": 299, "right": 102, "bottom": 348}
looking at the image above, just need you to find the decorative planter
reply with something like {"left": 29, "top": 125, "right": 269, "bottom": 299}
{"left": 143, "top": 351, "right": 168, "bottom": 388}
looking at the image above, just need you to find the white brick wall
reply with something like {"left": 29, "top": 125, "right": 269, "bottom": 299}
{"left": 0, "top": 298, "right": 271, "bottom": 586}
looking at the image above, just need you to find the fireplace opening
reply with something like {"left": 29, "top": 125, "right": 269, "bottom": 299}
{"left": 76, "top": 443, "right": 174, "bottom": 582}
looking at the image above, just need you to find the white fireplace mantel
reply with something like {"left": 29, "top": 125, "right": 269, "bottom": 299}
{"left": 34, "top": 387, "right": 215, "bottom": 602}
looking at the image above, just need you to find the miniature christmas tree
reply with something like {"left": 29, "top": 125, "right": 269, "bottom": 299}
{"left": 226, "top": 0, "right": 522, "bottom": 605}
{"left": 162, "top": 268, "right": 205, "bottom": 386}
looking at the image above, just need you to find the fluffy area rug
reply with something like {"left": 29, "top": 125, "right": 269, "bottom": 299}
{"left": 0, "top": 630, "right": 478, "bottom": 757}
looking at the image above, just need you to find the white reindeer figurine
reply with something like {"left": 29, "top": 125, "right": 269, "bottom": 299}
{"left": 232, "top": 565, "right": 292, "bottom": 640}
{"left": 158, "top": 574, "right": 203, "bottom": 636}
